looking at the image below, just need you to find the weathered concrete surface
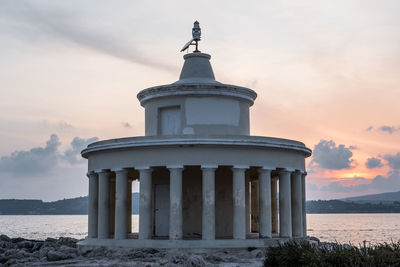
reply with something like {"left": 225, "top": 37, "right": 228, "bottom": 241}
{"left": 114, "top": 169, "right": 130, "bottom": 240}
{"left": 291, "top": 171, "right": 303, "bottom": 237}
{"left": 138, "top": 168, "right": 152, "bottom": 240}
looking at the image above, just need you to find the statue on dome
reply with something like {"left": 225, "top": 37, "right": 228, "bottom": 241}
{"left": 180, "top": 21, "right": 201, "bottom": 53}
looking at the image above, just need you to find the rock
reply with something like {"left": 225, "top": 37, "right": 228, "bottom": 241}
{"left": 0, "top": 240, "right": 16, "bottom": 249}
{"left": 11, "top": 237, "right": 24, "bottom": 244}
{"left": 39, "top": 246, "right": 52, "bottom": 259}
{"left": 47, "top": 250, "right": 75, "bottom": 261}
{"left": 88, "top": 247, "right": 107, "bottom": 257}
{"left": 42, "top": 239, "right": 59, "bottom": 250}
{"left": 17, "top": 240, "right": 35, "bottom": 250}
{"left": 308, "top": 236, "right": 320, "bottom": 243}
{"left": 45, "top": 237, "right": 57, "bottom": 243}
{"left": 159, "top": 258, "right": 169, "bottom": 265}
{"left": 5, "top": 258, "right": 17, "bottom": 265}
{"left": 184, "top": 255, "right": 205, "bottom": 267}
{"left": 57, "top": 237, "right": 78, "bottom": 248}
{"left": 169, "top": 251, "right": 188, "bottom": 264}
{"left": 59, "top": 245, "right": 78, "bottom": 256}
{"left": 0, "top": 254, "right": 7, "bottom": 264}
{"left": 32, "top": 241, "right": 43, "bottom": 251}
{"left": 128, "top": 249, "right": 151, "bottom": 259}
{"left": 32, "top": 251, "right": 40, "bottom": 258}
{"left": 0, "top": 235, "right": 11, "bottom": 242}
{"left": 206, "top": 253, "right": 223, "bottom": 263}
{"left": 250, "top": 249, "right": 264, "bottom": 258}
{"left": 4, "top": 248, "right": 19, "bottom": 257}
{"left": 17, "top": 249, "right": 32, "bottom": 258}
{"left": 143, "top": 248, "right": 159, "bottom": 254}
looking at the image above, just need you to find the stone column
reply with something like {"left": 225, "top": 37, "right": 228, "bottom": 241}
{"left": 97, "top": 170, "right": 112, "bottom": 239}
{"left": 250, "top": 180, "right": 259, "bottom": 232}
{"left": 87, "top": 172, "right": 98, "bottom": 238}
{"left": 245, "top": 176, "right": 251, "bottom": 234}
{"left": 291, "top": 170, "right": 303, "bottom": 237}
{"left": 259, "top": 167, "right": 273, "bottom": 238}
{"left": 109, "top": 178, "right": 116, "bottom": 235}
{"left": 271, "top": 176, "right": 279, "bottom": 234}
{"left": 279, "top": 169, "right": 293, "bottom": 238}
{"left": 138, "top": 167, "right": 152, "bottom": 240}
{"left": 113, "top": 168, "right": 129, "bottom": 239}
{"left": 127, "top": 179, "right": 132, "bottom": 234}
{"left": 232, "top": 165, "right": 248, "bottom": 239}
{"left": 302, "top": 171, "right": 307, "bottom": 237}
{"left": 168, "top": 165, "right": 183, "bottom": 240}
{"left": 201, "top": 165, "right": 217, "bottom": 240}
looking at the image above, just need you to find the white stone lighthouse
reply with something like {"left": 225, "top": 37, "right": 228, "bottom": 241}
{"left": 80, "top": 22, "right": 311, "bottom": 248}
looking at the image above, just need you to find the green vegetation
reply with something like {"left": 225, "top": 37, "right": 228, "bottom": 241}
{"left": 264, "top": 240, "right": 400, "bottom": 267}
{"left": 307, "top": 200, "right": 400, "bottom": 213}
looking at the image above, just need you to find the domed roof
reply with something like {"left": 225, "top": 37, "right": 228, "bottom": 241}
{"left": 137, "top": 52, "right": 257, "bottom": 106}
{"left": 174, "top": 53, "right": 220, "bottom": 85}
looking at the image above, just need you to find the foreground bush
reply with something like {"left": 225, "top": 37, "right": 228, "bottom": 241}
{"left": 264, "top": 240, "right": 400, "bottom": 267}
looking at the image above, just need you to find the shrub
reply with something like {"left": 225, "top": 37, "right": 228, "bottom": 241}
{"left": 264, "top": 240, "right": 400, "bottom": 267}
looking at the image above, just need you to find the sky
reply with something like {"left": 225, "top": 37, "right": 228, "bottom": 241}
{"left": 0, "top": 0, "right": 399, "bottom": 201}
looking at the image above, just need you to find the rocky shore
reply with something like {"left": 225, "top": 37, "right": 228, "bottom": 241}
{"left": 0, "top": 235, "right": 265, "bottom": 266}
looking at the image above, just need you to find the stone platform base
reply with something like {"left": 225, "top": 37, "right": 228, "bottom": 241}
{"left": 78, "top": 237, "right": 296, "bottom": 249}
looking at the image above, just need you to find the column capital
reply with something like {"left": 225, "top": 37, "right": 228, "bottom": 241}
{"left": 111, "top": 168, "right": 130, "bottom": 173}
{"left": 135, "top": 166, "right": 152, "bottom": 170}
{"left": 201, "top": 165, "right": 218, "bottom": 170}
{"left": 277, "top": 168, "right": 295, "bottom": 173}
{"left": 86, "top": 171, "right": 97, "bottom": 178}
{"left": 167, "top": 165, "right": 184, "bottom": 169}
{"left": 260, "top": 166, "right": 275, "bottom": 171}
{"left": 94, "top": 169, "right": 111, "bottom": 174}
{"left": 233, "top": 165, "right": 249, "bottom": 170}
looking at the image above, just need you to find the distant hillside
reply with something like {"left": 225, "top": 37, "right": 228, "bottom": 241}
{"left": 342, "top": 191, "right": 400, "bottom": 204}
{"left": 307, "top": 199, "right": 400, "bottom": 213}
{"left": 0, "top": 193, "right": 139, "bottom": 215}
{"left": 3, "top": 191, "right": 400, "bottom": 215}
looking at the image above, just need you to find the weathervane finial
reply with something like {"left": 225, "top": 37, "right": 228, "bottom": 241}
{"left": 180, "top": 21, "right": 202, "bottom": 53}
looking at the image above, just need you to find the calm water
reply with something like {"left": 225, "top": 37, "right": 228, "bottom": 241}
{"left": 307, "top": 213, "right": 400, "bottom": 245}
{"left": 0, "top": 214, "right": 399, "bottom": 244}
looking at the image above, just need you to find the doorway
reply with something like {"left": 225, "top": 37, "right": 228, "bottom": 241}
{"left": 154, "top": 184, "right": 170, "bottom": 237}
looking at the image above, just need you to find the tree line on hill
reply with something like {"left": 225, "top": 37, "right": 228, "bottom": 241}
{"left": 307, "top": 199, "right": 400, "bottom": 213}
{"left": 1, "top": 194, "right": 400, "bottom": 215}
{"left": 0, "top": 194, "right": 139, "bottom": 215}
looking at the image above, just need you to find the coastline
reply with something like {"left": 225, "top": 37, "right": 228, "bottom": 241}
{"left": 0, "top": 235, "right": 265, "bottom": 266}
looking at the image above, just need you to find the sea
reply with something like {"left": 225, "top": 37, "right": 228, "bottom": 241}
{"left": 1, "top": 214, "right": 400, "bottom": 245}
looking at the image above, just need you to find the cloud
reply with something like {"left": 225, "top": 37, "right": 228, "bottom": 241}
{"left": 320, "top": 181, "right": 352, "bottom": 193}
{"left": 121, "top": 122, "right": 131, "bottom": 128}
{"left": 58, "top": 121, "right": 74, "bottom": 131}
{"left": 306, "top": 183, "right": 319, "bottom": 191}
{"left": 366, "top": 126, "right": 373, "bottom": 131}
{"left": 379, "top": 125, "right": 398, "bottom": 134}
{"left": 0, "top": 134, "right": 98, "bottom": 176}
{"left": 311, "top": 140, "right": 355, "bottom": 170}
{"left": 319, "top": 171, "right": 400, "bottom": 194}
{"left": 0, "top": 134, "right": 60, "bottom": 175}
{"left": 62, "top": 136, "right": 98, "bottom": 164}
{"left": 365, "top": 157, "right": 383, "bottom": 169}
{"left": 384, "top": 152, "right": 400, "bottom": 170}
{"left": 0, "top": 1, "right": 176, "bottom": 72}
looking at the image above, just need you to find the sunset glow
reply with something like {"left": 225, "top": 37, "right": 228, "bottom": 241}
{"left": 0, "top": 1, "right": 399, "bottom": 201}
